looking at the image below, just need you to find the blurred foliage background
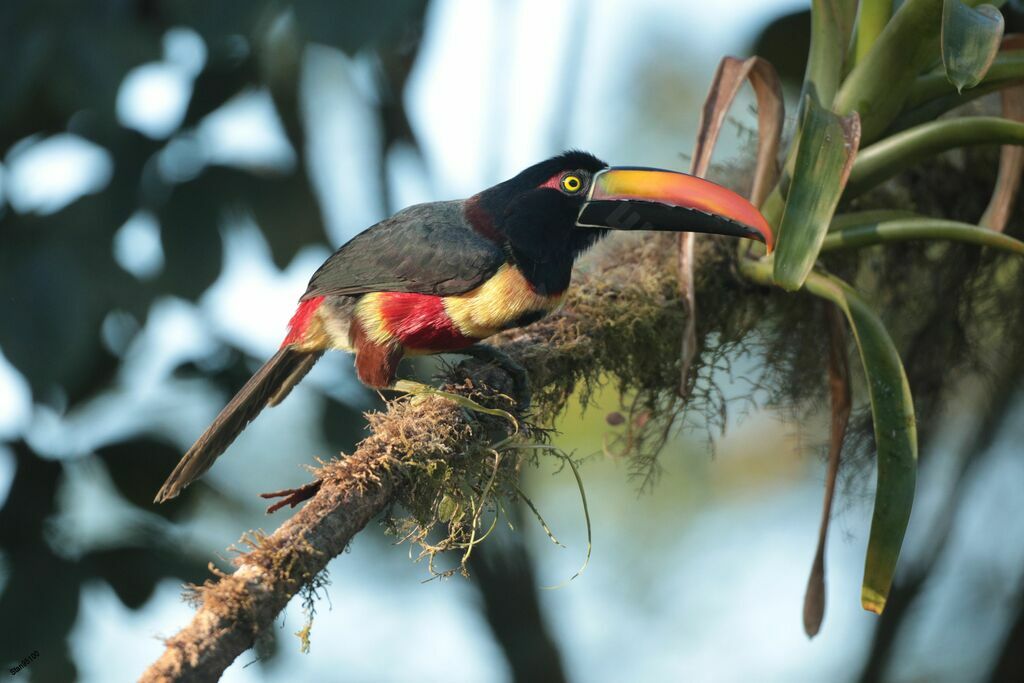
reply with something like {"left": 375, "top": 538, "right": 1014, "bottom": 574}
{"left": 1, "top": 1, "right": 1023, "bottom": 681}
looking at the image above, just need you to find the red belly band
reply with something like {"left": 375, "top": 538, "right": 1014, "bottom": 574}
{"left": 376, "top": 292, "right": 477, "bottom": 351}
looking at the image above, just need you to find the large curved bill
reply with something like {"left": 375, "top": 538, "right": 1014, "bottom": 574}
{"left": 576, "top": 167, "right": 774, "bottom": 252}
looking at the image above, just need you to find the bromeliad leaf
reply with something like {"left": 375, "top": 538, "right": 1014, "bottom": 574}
{"left": 739, "top": 259, "right": 918, "bottom": 615}
{"left": 692, "top": 56, "right": 784, "bottom": 205}
{"left": 835, "top": 0, "right": 945, "bottom": 143}
{"left": 802, "top": 272, "right": 917, "bottom": 615}
{"left": 853, "top": 0, "right": 893, "bottom": 66}
{"left": 803, "top": 307, "right": 851, "bottom": 637}
{"left": 772, "top": 96, "right": 860, "bottom": 291}
{"left": 803, "top": 0, "right": 858, "bottom": 106}
{"left": 680, "top": 56, "right": 785, "bottom": 395}
{"left": 981, "top": 39, "right": 1024, "bottom": 231}
{"left": 942, "top": 1, "right": 1005, "bottom": 93}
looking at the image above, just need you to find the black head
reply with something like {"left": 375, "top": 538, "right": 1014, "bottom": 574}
{"left": 468, "top": 151, "right": 610, "bottom": 272}
{"left": 465, "top": 150, "right": 774, "bottom": 295}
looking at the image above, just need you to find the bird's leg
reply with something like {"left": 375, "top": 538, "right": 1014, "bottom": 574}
{"left": 457, "top": 344, "right": 531, "bottom": 410}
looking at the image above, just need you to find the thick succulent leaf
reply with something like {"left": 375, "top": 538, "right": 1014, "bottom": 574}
{"left": 821, "top": 217, "right": 1024, "bottom": 253}
{"left": 773, "top": 96, "right": 861, "bottom": 291}
{"left": 759, "top": 0, "right": 855, "bottom": 226}
{"left": 906, "top": 47, "right": 1024, "bottom": 109}
{"left": 854, "top": 0, "right": 894, "bottom": 65}
{"left": 835, "top": 0, "right": 990, "bottom": 143}
{"left": 740, "top": 261, "right": 918, "bottom": 614}
{"left": 803, "top": 273, "right": 917, "bottom": 615}
{"left": 803, "top": 0, "right": 858, "bottom": 106}
{"left": 891, "top": 35, "right": 1022, "bottom": 132}
{"left": 846, "top": 116, "right": 1024, "bottom": 196}
{"left": 942, "top": 1, "right": 1005, "bottom": 92}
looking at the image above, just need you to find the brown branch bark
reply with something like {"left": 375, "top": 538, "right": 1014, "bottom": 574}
{"left": 140, "top": 233, "right": 699, "bottom": 682}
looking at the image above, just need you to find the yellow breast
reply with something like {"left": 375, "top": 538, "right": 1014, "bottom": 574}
{"left": 443, "top": 263, "right": 564, "bottom": 338}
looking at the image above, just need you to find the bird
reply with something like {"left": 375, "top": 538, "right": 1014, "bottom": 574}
{"left": 154, "top": 151, "right": 772, "bottom": 503}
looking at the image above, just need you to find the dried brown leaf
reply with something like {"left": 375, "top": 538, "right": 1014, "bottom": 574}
{"left": 803, "top": 306, "right": 851, "bottom": 637}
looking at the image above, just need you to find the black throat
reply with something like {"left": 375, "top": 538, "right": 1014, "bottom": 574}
{"left": 467, "top": 190, "right": 607, "bottom": 296}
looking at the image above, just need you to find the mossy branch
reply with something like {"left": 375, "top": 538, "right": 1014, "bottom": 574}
{"left": 139, "top": 232, "right": 725, "bottom": 682}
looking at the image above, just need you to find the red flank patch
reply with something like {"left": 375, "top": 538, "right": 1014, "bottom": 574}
{"left": 282, "top": 296, "right": 325, "bottom": 347}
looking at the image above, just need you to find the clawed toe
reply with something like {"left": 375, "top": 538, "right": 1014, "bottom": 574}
{"left": 260, "top": 480, "right": 323, "bottom": 514}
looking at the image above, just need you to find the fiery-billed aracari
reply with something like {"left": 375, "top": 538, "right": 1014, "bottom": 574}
{"left": 154, "top": 151, "right": 771, "bottom": 502}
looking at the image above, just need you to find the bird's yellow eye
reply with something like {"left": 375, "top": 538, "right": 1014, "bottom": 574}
{"left": 561, "top": 174, "right": 583, "bottom": 193}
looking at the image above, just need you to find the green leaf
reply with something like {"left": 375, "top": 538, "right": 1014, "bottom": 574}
{"left": 942, "top": 1, "right": 1005, "bottom": 92}
{"left": 803, "top": 0, "right": 859, "bottom": 106}
{"left": 904, "top": 48, "right": 1024, "bottom": 110}
{"left": 846, "top": 116, "right": 1024, "bottom": 197}
{"left": 758, "top": 0, "right": 855, "bottom": 226}
{"left": 853, "top": 0, "right": 894, "bottom": 66}
{"left": 772, "top": 96, "right": 861, "bottom": 291}
{"left": 803, "top": 273, "right": 917, "bottom": 615}
{"left": 834, "top": 0, "right": 995, "bottom": 143}
{"left": 741, "top": 259, "right": 918, "bottom": 615}
{"left": 835, "top": 0, "right": 944, "bottom": 143}
{"left": 821, "top": 217, "right": 1024, "bottom": 254}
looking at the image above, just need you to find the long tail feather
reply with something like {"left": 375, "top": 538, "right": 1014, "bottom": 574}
{"left": 268, "top": 351, "right": 323, "bottom": 407}
{"left": 154, "top": 347, "right": 319, "bottom": 502}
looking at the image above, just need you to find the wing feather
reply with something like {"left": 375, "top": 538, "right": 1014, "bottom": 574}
{"left": 302, "top": 201, "right": 506, "bottom": 299}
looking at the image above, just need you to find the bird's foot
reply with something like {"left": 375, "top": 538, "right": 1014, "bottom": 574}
{"left": 261, "top": 479, "right": 323, "bottom": 514}
{"left": 456, "top": 344, "right": 531, "bottom": 411}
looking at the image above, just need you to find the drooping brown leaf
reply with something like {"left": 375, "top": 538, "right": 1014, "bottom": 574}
{"left": 679, "top": 56, "right": 784, "bottom": 395}
{"left": 981, "top": 35, "right": 1024, "bottom": 232}
{"left": 803, "top": 306, "right": 852, "bottom": 638}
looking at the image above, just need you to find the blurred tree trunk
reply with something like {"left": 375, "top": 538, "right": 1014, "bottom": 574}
{"left": 470, "top": 508, "right": 568, "bottom": 683}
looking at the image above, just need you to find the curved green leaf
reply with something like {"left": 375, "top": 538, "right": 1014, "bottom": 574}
{"left": 846, "top": 116, "right": 1024, "bottom": 197}
{"left": 821, "top": 218, "right": 1024, "bottom": 253}
{"left": 942, "top": 1, "right": 1005, "bottom": 92}
{"left": 740, "top": 259, "right": 918, "bottom": 615}
{"left": 835, "top": 0, "right": 945, "bottom": 143}
{"left": 773, "top": 96, "right": 861, "bottom": 291}
{"left": 907, "top": 49, "right": 1024, "bottom": 108}
{"left": 803, "top": 0, "right": 858, "bottom": 106}
{"left": 853, "top": 0, "right": 894, "bottom": 65}
{"left": 835, "top": 0, "right": 992, "bottom": 142}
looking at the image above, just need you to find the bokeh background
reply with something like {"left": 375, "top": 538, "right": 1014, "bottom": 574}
{"left": 2, "top": 1, "right": 1023, "bottom": 681}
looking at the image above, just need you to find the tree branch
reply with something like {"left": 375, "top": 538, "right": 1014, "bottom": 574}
{"left": 141, "top": 233, "right": 706, "bottom": 681}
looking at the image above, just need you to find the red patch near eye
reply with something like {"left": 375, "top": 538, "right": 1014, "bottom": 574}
{"left": 539, "top": 173, "right": 565, "bottom": 190}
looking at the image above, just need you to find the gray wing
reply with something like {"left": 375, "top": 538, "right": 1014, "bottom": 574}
{"left": 302, "top": 200, "right": 506, "bottom": 299}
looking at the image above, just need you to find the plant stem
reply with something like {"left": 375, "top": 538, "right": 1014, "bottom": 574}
{"left": 822, "top": 218, "right": 1024, "bottom": 254}
{"left": 846, "top": 116, "right": 1024, "bottom": 196}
